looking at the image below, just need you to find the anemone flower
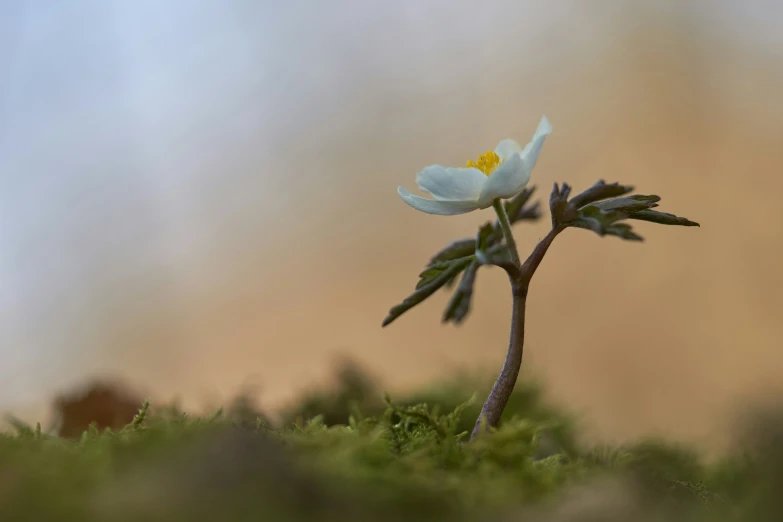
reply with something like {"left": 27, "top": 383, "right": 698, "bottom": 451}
{"left": 397, "top": 116, "right": 552, "bottom": 215}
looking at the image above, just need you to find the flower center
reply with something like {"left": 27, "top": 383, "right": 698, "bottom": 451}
{"left": 466, "top": 151, "right": 503, "bottom": 176}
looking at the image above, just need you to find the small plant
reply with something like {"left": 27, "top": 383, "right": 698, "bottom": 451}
{"left": 383, "top": 115, "right": 699, "bottom": 441}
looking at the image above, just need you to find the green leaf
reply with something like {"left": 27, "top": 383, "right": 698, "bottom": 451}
{"left": 570, "top": 219, "right": 643, "bottom": 241}
{"left": 570, "top": 180, "right": 635, "bottom": 209}
{"left": 592, "top": 194, "right": 661, "bottom": 213}
{"left": 416, "top": 258, "right": 470, "bottom": 289}
{"left": 416, "top": 263, "right": 448, "bottom": 289}
{"left": 579, "top": 204, "right": 625, "bottom": 224}
{"left": 604, "top": 223, "right": 644, "bottom": 241}
{"left": 628, "top": 209, "right": 700, "bottom": 227}
{"left": 571, "top": 191, "right": 700, "bottom": 240}
{"left": 478, "top": 246, "right": 515, "bottom": 267}
{"left": 427, "top": 238, "right": 476, "bottom": 265}
{"left": 426, "top": 234, "right": 487, "bottom": 290}
{"left": 442, "top": 261, "right": 479, "bottom": 324}
{"left": 423, "top": 188, "right": 540, "bottom": 287}
{"left": 476, "top": 222, "right": 495, "bottom": 254}
{"left": 568, "top": 189, "right": 698, "bottom": 241}
{"left": 383, "top": 257, "right": 473, "bottom": 327}
{"left": 504, "top": 186, "right": 541, "bottom": 223}
{"left": 571, "top": 205, "right": 644, "bottom": 241}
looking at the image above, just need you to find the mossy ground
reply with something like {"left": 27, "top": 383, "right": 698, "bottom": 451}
{"left": 1, "top": 364, "right": 781, "bottom": 521}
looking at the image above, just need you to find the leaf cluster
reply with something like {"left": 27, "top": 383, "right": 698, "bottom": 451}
{"left": 552, "top": 180, "right": 699, "bottom": 241}
{"left": 382, "top": 188, "right": 541, "bottom": 327}
{"left": 383, "top": 180, "right": 699, "bottom": 327}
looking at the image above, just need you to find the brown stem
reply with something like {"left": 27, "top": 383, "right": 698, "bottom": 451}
{"left": 519, "top": 226, "right": 564, "bottom": 286}
{"left": 470, "top": 225, "right": 564, "bottom": 441}
{"left": 470, "top": 282, "right": 527, "bottom": 440}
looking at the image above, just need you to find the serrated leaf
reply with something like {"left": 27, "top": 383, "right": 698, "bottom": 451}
{"left": 512, "top": 201, "right": 541, "bottom": 223}
{"left": 442, "top": 261, "right": 479, "bottom": 324}
{"left": 569, "top": 218, "right": 605, "bottom": 236}
{"left": 593, "top": 194, "right": 660, "bottom": 213}
{"left": 504, "top": 187, "right": 540, "bottom": 224}
{"left": 504, "top": 187, "right": 533, "bottom": 216}
{"left": 570, "top": 180, "right": 635, "bottom": 209}
{"left": 417, "top": 264, "right": 447, "bottom": 289}
{"left": 570, "top": 218, "right": 643, "bottom": 241}
{"left": 476, "top": 222, "right": 495, "bottom": 253}
{"left": 481, "top": 246, "right": 514, "bottom": 266}
{"left": 579, "top": 205, "right": 626, "bottom": 225}
{"left": 571, "top": 204, "right": 643, "bottom": 241}
{"left": 565, "top": 180, "right": 698, "bottom": 242}
{"left": 416, "top": 258, "right": 470, "bottom": 289}
{"left": 604, "top": 223, "right": 644, "bottom": 241}
{"left": 426, "top": 190, "right": 539, "bottom": 274}
{"left": 627, "top": 209, "right": 700, "bottom": 227}
{"left": 427, "top": 239, "right": 476, "bottom": 265}
{"left": 383, "top": 257, "right": 473, "bottom": 327}
{"left": 418, "top": 265, "right": 462, "bottom": 290}
{"left": 550, "top": 182, "right": 577, "bottom": 225}
{"left": 443, "top": 270, "right": 462, "bottom": 289}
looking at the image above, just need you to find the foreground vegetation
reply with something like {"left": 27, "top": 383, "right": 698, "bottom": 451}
{"left": 1, "top": 363, "right": 781, "bottom": 521}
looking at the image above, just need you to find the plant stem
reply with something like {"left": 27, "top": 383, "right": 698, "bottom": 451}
{"left": 470, "top": 223, "right": 564, "bottom": 441}
{"left": 470, "top": 281, "right": 527, "bottom": 440}
{"left": 519, "top": 226, "right": 563, "bottom": 286}
{"left": 492, "top": 199, "right": 521, "bottom": 269}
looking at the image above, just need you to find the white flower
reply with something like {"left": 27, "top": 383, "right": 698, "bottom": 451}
{"left": 397, "top": 116, "right": 553, "bottom": 215}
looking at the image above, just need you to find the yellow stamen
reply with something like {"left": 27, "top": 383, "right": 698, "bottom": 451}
{"left": 466, "top": 151, "right": 503, "bottom": 176}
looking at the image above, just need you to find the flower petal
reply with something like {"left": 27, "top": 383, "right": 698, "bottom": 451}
{"left": 476, "top": 153, "right": 528, "bottom": 207}
{"left": 519, "top": 115, "right": 552, "bottom": 170}
{"left": 397, "top": 187, "right": 479, "bottom": 215}
{"left": 416, "top": 165, "right": 486, "bottom": 201}
{"left": 494, "top": 139, "right": 523, "bottom": 161}
{"left": 477, "top": 115, "right": 552, "bottom": 207}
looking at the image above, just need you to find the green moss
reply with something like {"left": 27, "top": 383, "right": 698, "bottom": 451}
{"left": 1, "top": 369, "right": 781, "bottom": 521}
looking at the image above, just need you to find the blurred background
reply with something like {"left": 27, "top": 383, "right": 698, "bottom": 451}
{"left": 0, "top": 0, "right": 781, "bottom": 451}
